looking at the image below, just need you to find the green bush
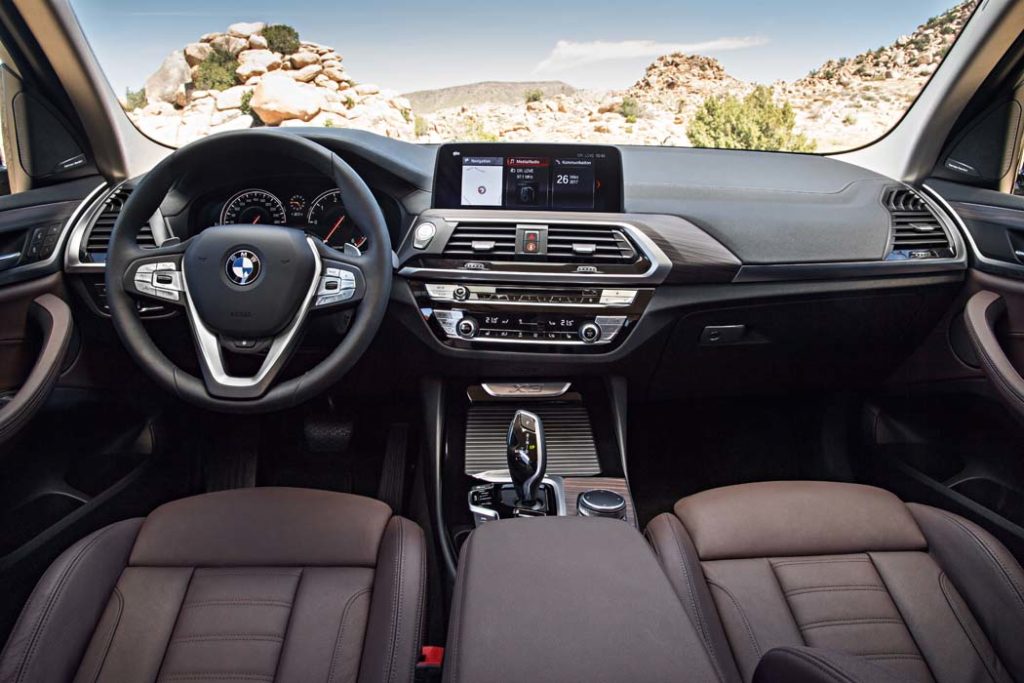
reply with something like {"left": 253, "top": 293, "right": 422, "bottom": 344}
{"left": 687, "top": 85, "right": 816, "bottom": 153}
{"left": 414, "top": 115, "right": 429, "bottom": 137}
{"left": 619, "top": 96, "right": 640, "bottom": 120}
{"left": 194, "top": 48, "right": 239, "bottom": 91}
{"left": 124, "top": 86, "right": 147, "bottom": 111}
{"left": 239, "top": 90, "right": 253, "bottom": 115}
{"left": 524, "top": 89, "right": 543, "bottom": 103}
{"left": 263, "top": 24, "right": 300, "bottom": 55}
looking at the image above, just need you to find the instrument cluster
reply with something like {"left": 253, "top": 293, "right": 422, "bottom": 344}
{"left": 210, "top": 181, "right": 370, "bottom": 252}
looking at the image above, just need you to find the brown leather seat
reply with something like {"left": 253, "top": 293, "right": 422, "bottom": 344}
{"left": 0, "top": 487, "right": 426, "bottom": 683}
{"left": 646, "top": 481, "right": 1024, "bottom": 683}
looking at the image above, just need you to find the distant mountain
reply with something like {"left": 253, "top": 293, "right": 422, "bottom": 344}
{"left": 403, "top": 81, "right": 577, "bottom": 114}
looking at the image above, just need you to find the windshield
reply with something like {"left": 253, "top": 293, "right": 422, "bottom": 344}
{"left": 71, "top": 0, "right": 977, "bottom": 153}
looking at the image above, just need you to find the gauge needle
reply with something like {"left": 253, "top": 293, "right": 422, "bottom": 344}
{"left": 324, "top": 215, "right": 346, "bottom": 243}
{"left": 252, "top": 216, "right": 260, "bottom": 224}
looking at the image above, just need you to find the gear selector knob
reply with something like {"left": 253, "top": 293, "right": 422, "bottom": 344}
{"left": 506, "top": 410, "right": 546, "bottom": 505}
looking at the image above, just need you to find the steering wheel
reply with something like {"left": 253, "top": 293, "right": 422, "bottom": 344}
{"left": 105, "top": 130, "right": 392, "bottom": 413}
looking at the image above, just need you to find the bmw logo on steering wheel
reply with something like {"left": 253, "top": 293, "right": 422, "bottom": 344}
{"left": 225, "top": 249, "right": 262, "bottom": 286}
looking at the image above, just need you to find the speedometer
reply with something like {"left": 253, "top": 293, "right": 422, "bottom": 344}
{"left": 306, "top": 189, "right": 368, "bottom": 251}
{"left": 220, "top": 189, "right": 287, "bottom": 226}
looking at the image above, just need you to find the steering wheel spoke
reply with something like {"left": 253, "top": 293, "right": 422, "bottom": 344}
{"left": 122, "top": 240, "right": 191, "bottom": 306}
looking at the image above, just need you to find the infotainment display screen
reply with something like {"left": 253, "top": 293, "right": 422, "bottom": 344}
{"left": 433, "top": 143, "right": 623, "bottom": 212}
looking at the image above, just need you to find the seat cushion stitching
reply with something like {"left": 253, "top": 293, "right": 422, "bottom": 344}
{"left": 862, "top": 654, "right": 926, "bottom": 661}
{"left": 327, "top": 587, "right": 371, "bottom": 683}
{"left": 184, "top": 600, "right": 293, "bottom": 607}
{"left": 154, "top": 566, "right": 195, "bottom": 682}
{"left": 409, "top": 526, "right": 427, "bottom": 682}
{"left": 865, "top": 552, "right": 936, "bottom": 681}
{"left": 162, "top": 673, "right": 273, "bottom": 681}
{"left": 666, "top": 520, "right": 722, "bottom": 682}
{"left": 707, "top": 580, "right": 762, "bottom": 659}
{"left": 785, "top": 586, "right": 886, "bottom": 596}
{"left": 15, "top": 523, "right": 124, "bottom": 683}
{"left": 268, "top": 567, "right": 302, "bottom": 683}
{"left": 767, "top": 558, "right": 807, "bottom": 647}
{"left": 932, "top": 509, "right": 1024, "bottom": 613}
{"left": 383, "top": 517, "right": 405, "bottom": 683}
{"left": 799, "top": 618, "right": 903, "bottom": 630}
{"left": 771, "top": 558, "right": 871, "bottom": 567}
{"left": 938, "top": 571, "right": 1002, "bottom": 682}
{"left": 171, "top": 635, "right": 284, "bottom": 643}
{"left": 84, "top": 585, "right": 125, "bottom": 683}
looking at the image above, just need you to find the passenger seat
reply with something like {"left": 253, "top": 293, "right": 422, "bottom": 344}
{"left": 645, "top": 481, "right": 1024, "bottom": 682}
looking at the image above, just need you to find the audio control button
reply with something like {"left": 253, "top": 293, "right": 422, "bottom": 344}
{"left": 453, "top": 285, "right": 470, "bottom": 302}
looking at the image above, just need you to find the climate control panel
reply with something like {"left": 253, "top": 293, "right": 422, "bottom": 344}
{"left": 412, "top": 282, "right": 651, "bottom": 351}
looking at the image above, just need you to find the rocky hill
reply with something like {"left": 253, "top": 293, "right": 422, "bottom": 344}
{"left": 404, "top": 81, "right": 576, "bottom": 114}
{"left": 129, "top": 22, "right": 414, "bottom": 146}
{"left": 128, "top": 2, "right": 977, "bottom": 151}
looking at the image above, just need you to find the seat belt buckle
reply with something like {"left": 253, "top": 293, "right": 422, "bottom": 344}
{"left": 415, "top": 646, "right": 444, "bottom": 681}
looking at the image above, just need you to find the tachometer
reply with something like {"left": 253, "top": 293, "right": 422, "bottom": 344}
{"left": 220, "top": 189, "right": 287, "bottom": 226}
{"left": 306, "top": 189, "right": 368, "bottom": 251}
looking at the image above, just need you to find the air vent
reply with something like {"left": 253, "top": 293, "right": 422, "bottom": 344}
{"left": 884, "top": 188, "right": 953, "bottom": 260}
{"left": 442, "top": 223, "right": 517, "bottom": 258}
{"left": 547, "top": 225, "right": 637, "bottom": 264}
{"left": 83, "top": 186, "right": 156, "bottom": 262}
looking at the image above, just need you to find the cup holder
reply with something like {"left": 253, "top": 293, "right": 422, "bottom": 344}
{"left": 951, "top": 478, "right": 1024, "bottom": 527}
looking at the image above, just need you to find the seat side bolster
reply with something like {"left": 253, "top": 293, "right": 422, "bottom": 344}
{"left": 908, "top": 503, "right": 1024, "bottom": 680}
{"left": 645, "top": 513, "right": 743, "bottom": 683}
{"left": 0, "top": 518, "right": 143, "bottom": 683}
{"left": 753, "top": 646, "right": 907, "bottom": 683}
{"left": 359, "top": 516, "right": 426, "bottom": 683}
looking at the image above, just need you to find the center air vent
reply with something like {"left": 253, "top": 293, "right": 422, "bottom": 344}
{"left": 442, "top": 223, "right": 517, "bottom": 258}
{"left": 83, "top": 186, "right": 156, "bottom": 262}
{"left": 884, "top": 188, "right": 953, "bottom": 260}
{"left": 441, "top": 222, "right": 639, "bottom": 264}
{"left": 547, "top": 225, "right": 637, "bottom": 264}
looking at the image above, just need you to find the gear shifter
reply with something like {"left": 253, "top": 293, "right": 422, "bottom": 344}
{"left": 506, "top": 409, "right": 546, "bottom": 506}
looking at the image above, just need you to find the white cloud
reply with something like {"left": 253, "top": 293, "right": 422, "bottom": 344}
{"left": 534, "top": 37, "right": 768, "bottom": 73}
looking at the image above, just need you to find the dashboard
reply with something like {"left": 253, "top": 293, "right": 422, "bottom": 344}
{"left": 186, "top": 175, "right": 397, "bottom": 254}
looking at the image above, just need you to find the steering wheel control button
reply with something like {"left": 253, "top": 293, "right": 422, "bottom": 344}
{"left": 413, "top": 222, "right": 436, "bottom": 250}
{"left": 579, "top": 322, "right": 601, "bottom": 343}
{"left": 225, "top": 249, "right": 262, "bottom": 286}
{"left": 456, "top": 317, "right": 479, "bottom": 339}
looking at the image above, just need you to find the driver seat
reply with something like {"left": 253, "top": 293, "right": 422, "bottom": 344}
{"left": 0, "top": 487, "right": 426, "bottom": 683}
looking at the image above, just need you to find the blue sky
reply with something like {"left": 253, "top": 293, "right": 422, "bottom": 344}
{"left": 71, "top": 0, "right": 965, "bottom": 95}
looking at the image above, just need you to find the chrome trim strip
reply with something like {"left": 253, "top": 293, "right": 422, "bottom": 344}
{"left": 470, "top": 471, "right": 568, "bottom": 516}
{"left": 481, "top": 382, "right": 572, "bottom": 399}
{"left": 181, "top": 236, "right": 322, "bottom": 399}
{"left": 65, "top": 181, "right": 170, "bottom": 273}
{"left": 921, "top": 182, "right": 1024, "bottom": 276}
{"left": 400, "top": 217, "right": 671, "bottom": 285}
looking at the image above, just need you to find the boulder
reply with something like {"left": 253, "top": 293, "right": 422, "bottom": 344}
{"left": 290, "top": 64, "right": 322, "bottom": 83}
{"left": 250, "top": 73, "right": 322, "bottom": 125}
{"left": 227, "top": 22, "right": 265, "bottom": 38}
{"left": 215, "top": 85, "right": 252, "bottom": 110}
{"left": 145, "top": 50, "right": 191, "bottom": 106}
{"left": 323, "top": 67, "right": 348, "bottom": 83}
{"left": 142, "top": 101, "right": 176, "bottom": 116}
{"left": 354, "top": 83, "right": 380, "bottom": 96}
{"left": 289, "top": 52, "right": 320, "bottom": 69}
{"left": 184, "top": 42, "right": 213, "bottom": 67}
{"left": 248, "top": 34, "right": 268, "bottom": 50}
{"left": 199, "top": 32, "right": 219, "bottom": 43}
{"left": 210, "top": 35, "right": 248, "bottom": 56}
{"left": 236, "top": 49, "right": 281, "bottom": 80}
{"left": 209, "top": 114, "right": 255, "bottom": 134}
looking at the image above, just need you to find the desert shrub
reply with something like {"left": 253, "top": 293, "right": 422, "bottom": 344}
{"left": 414, "top": 115, "right": 429, "bottom": 137}
{"left": 194, "top": 49, "right": 239, "bottom": 91}
{"left": 124, "top": 87, "right": 147, "bottom": 111}
{"left": 239, "top": 90, "right": 253, "bottom": 115}
{"left": 619, "top": 96, "right": 640, "bottom": 119}
{"left": 842, "top": 114, "right": 857, "bottom": 125}
{"left": 687, "top": 85, "right": 816, "bottom": 153}
{"left": 524, "top": 89, "right": 543, "bottom": 103}
{"left": 464, "top": 121, "right": 498, "bottom": 142}
{"left": 263, "top": 25, "right": 300, "bottom": 55}
{"left": 625, "top": 114, "right": 637, "bottom": 124}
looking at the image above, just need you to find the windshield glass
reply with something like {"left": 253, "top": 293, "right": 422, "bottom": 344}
{"left": 71, "top": 0, "right": 977, "bottom": 153}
